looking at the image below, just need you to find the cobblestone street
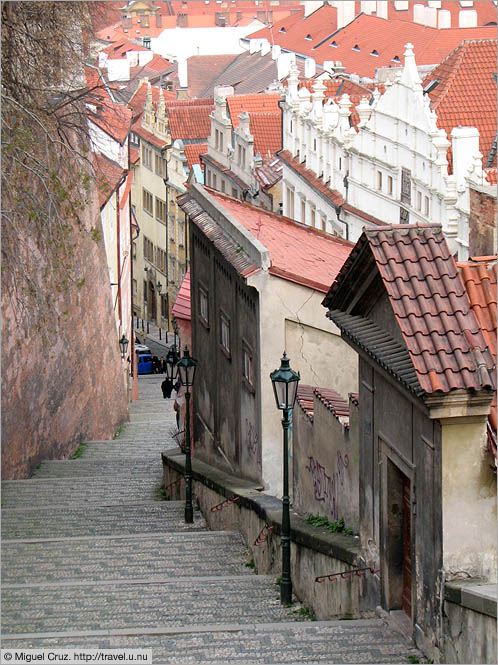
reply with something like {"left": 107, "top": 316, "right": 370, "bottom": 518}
{"left": 1, "top": 376, "right": 419, "bottom": 663}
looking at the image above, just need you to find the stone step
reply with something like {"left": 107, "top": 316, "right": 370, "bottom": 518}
{"left": 1, "top": 577, "right": 302, "bottom": 636}
{"left": 66, "top": 441, "right": 173, "bottom": 460}
{"left": 1, "top": 502, "right": 205, "bottom": 540}
{"left": 2, "top": 531, "right": 249, "bottom": 584}
{"left": 1, "top": 619, "right": 416, "bottom": 663}
{"left": 1, "top": 476, "right": 164, "bottom": 508}
{"left": 31, "top": 458, "right": 162, "bottom": 479}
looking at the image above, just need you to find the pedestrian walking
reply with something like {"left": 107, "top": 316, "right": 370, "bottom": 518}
{"left": 161, "top": 377, "right": 173, "bottom": 399}
{"left": 151, "top": 355, "right": 160, "bottom": 374}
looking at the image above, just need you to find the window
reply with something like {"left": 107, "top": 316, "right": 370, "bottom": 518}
{"left": 155, "top": 153, "right": 166, "bottom": 178}
{"left": 310, "top": 207, "right": 316, "bottom": 227}
{"left": 143, "top": 188, "right": 153, "bottom": 215}
{"left": 243, "top": 346, "right": 253, "bottom": 386}
{"left": 206, "top": 170, "right": 211, "bottom": 187}
{"left": 178, "top": 222, "right": 185, "bottom": 246}
{"left": 388, "top": 175, "right": 393, "bottom": 195}
{"left": 143, "top": 236, "right": 154, "bottom": 262}
{"left": 155, "top": 198, "right": 166, "bottom": 223}
{"left": 301, "top": 198, "right": 306, "bottom": 223}
{"left": 352, "top": 44, "right": 360, "bottom": 51}
{"left": 221, "top": 180, "right": 225, "bottom": 193}
{"left": 330, "top": 40, "right": 337, "bottom": 47}
{"left": 321, "top": 215, "right": 326, "bottom": 231}
{"left": 219, "top": 131, "right": 223, "bottom": 152}
{"left": 129, "top": 131, "right": 140, "bottom": 146}
{"left": 170, "top": 221, "right": 176, "bottom": 244}
{"left": 232, "top": 187, "right": 238, "bottom": 198}
{"left": 377, "top": 170, "right": 383, "bottom": 191}
{"left": 143, "top": 280, "right": 148, "bottom": 302}
{"left": 169, "top": 255, "right": 176, "bottom": 283}
{"left": 142, "top": 145, "right": 152, "bottom": 170}
{"left": 212, "top": 173, "right": 217, "bottom": 190}
{"left": 220, "top": 312, "right": 230, "bottom": 355}
{"left": 313, "top": 138, "right": 317, "bottom": 151}
{"left": 156, "top": 247, "right": 166, "bottom": 274}
{"left": 339, "top": 157, "right": 342, "bottom": 171}
{"left": 132, "top": 279, "right": 137, "bottom": 296}
{"left": 424, "top": 196, "right": 430, "bottom": 216}
{"left": 199, "top": 285, "right": 208, "bottom": 326}
{"left": 417, "top": 191, "right": 422, "bottom": 211}
{"left": 161, "top": 295, "right": 169, "bottom": 319}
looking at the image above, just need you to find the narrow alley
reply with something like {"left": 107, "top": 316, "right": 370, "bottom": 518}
{"left": 1, "top": 376, "right": 418, "bottom": 663}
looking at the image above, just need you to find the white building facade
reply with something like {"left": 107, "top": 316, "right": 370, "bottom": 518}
{"left": 280, "top": 43, "right": 486, "bottom": 259}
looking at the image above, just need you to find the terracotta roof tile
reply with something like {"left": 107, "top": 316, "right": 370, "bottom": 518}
{"left": 101, "top": 38, "right": 150, "bottom": 57}
{"left": 183, "top": 143, "right": 207, "bottom": 169}
{"left": 195, "top": 187, "right": 353, "bottom": 293}
{"left": 314, "top": 387, "right": 350, "bottom": 428}
{"left": 296, "top": 384, "right": 315, "bottom": 422}
{"left": 171, "top": 267, "right": 191, "bottom": 321}
{"left": 227, "top": 93, "right": 281, "bottom": 126}
{"left": 279, "top": 149, "right": 345, "bottom": 209}
{"left": 87, "top": 91, "right": 132, "bottom": 144}
{"left": 248, "top": 113, "right": 282, "bottom": 159}
{"left": 167, "top": 103, "right": 214, "bottom": 140}
{"left": 423, "top": 39, "right": 497, "bottom": 169}
{"left": 324, "top": 224, "right": 496, "bottom": 395}
{"left": 308, "top": 15, "right": 496, "bottom": 78}
{"left": 254, "top": 155, "right": 282, "bottom": 190}
{"left": 93, "top": 153, "right": 127, "bottom": 209}
{"left": 199, "top": 51, "right": 280, "bottom": 97}
{"left": 201, "top": 153, "right": 248, "bottom": 191}
{"left": 457, "top": 256, "right": 497, "bottom": 464}
{"left": 130, "top": 116, "right": 168, "bottom": 149}
{"left": 485, "top": 168, "right": 497, "bottom": 184}
{"left": 182, "top": 54, "right": 239, "bottom": 99}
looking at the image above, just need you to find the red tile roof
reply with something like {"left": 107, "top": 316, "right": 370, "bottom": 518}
{"left": 248, "top": 4, "right": 339, "bottom": 53}
{"left": 85, "top": 71, "right": 133, "bottom": 144}
{"left": 101, "top": 38, "right": 150, "bottom": 57}
{"left": 254, "top": 155, "right": 282, "bottom": 190}
{"left": 227, "top": 93, "right": 281, "bottom": 127}
{"left": 485, "top": 168, "right": 497, "bottom": 185}
{"left": 296, "top": 384, "right": 350, "bottom": 427}
{"left": 201, "top": 187, "right": 353, "bottom": 293}
{"left": 167, "top": 103, "right": 214, "bottom": 140}
{"left": 248, "top": 113, "right": 282, "bottom": 159}
{"left": 279, "top": 149, "right": 344, "bottom": 208}
{"left": 93, "top": 153, "right": 127, "bottom": 209}
{"left": 325, "top": 224, "right": 496, "bottom": 395}
{"left": 423, "top": 39, "right": 497, "bottom": 169}
{"left": 183, "top": 143, "right": 208, "bottom": 169}
{"left": 130, "top": 116, "right": 168, "bottom": 149}
{"left": 171, "top": 267, "right": 191, "bottom": 321}
{"left": 181, "top": 54, "right": 239, "bottom": 99}
{"left": 458, "top": 256, "right": 497, "bottom": 464}
{"left": 308, "top": 15, "right": 496, "bottom": 78}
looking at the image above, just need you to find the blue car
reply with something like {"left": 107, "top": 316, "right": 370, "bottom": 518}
{"left": 137, "top": 353, "right": 153, "bottom": 374}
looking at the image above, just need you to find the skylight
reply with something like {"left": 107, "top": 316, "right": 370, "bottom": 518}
{"left": 423, "top": 79, "right": 440, "bottom": 94}
{"left": 279, "top": 27, "right": 286, "bottom": 33}
{"left": 330, "top": 40, "right": 337, "bottom": 47}
{"left": 370, "top": 49, "right": 378, "bottom": 57}
{"left": 392, "top": 55, "right": 400, "bottom": 63}
{"left": 352, "top": 44, "right": 360, "bottom": 51}
{"left": 305, "top": 34, "right": 312, "bottom": 40}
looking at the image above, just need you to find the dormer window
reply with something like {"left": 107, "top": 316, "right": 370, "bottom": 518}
{"left": 330, "top": 40, "right": 337, "bottom": 47}
{"left": 370, "top": 49, "right": 378, "bottom": 57}
{"left": 279, "top": 27, "right": 286, "bottom": 33}
{"left": 352, "top": 44, "right": 360, "bottom": 51}
{"left": 305, "top": 34, "right": 312, "bottom": 40}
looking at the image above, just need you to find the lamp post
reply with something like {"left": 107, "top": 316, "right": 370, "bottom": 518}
{"left": 270, "top": 351, "right": 300, "bottom": 605}
{"left": 119, "top": 335, "right": 129, "bottom": 360}
{"left": 165, "top": 346, "right": 179, "bottom": 381}
{"left": 177, "top": 347, "right": 198, "bottom": 523}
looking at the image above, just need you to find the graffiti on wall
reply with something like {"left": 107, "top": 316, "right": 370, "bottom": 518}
{"left": 305, "top": 451, "right": 349, "bottom": 519}
{"left": 244, "top": 418, "right": 258, "bottom": 457}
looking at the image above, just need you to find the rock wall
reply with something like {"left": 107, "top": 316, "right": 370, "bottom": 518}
{"left": 1, "top": 186, "right": 129, "bottom": 479}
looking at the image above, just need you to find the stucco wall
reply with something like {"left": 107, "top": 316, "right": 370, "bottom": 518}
{"left": 441, "top": 420, "right": 497, "bottom": 581}
{"left": 293, "top": 395, "right": 360, "bottom": 531}
{"left": 1, "top": 187, "right": 129, "bottom": 479}
{"left": 248, "top": 270, "right": 358, "bottom": 496}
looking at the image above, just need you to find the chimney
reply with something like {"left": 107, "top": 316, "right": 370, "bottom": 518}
{"left": 336, "top": 0, "right": 356, "bottom": 29}
{"left": 438, "top": 9, "right": 451, "bottom": 28}
{"left": 238, "top": 111, "right": 251, "bottom": 136}
{"left": 394, "top": 1, "right": 409, "bottom": 9}
{"left": 451, "top": 126, "right": 480, "bottom": 188}
{"left": 360, "top": 1, "right": 377, "bottom": 15}
{"left": 356, "top": 97, "right": 371, "bottom": 127}
{"left": 249, "top": 39, "right": 259, "bottom": 55}
{"left": 178, "top": 57, "right": 188, "bottom": 89}
{"left": 377, "top": 1, "right": 388, "bottom": 20}
{"left": 304, "top": 58, "right": 316, "bottom": 78}
{"left": 277, "top": 52, "right": 295, "bottom": 81}
{"left": 424, "top": 6, "right": 438, "bottom": 27}
{"left": 261, "top": 39, "right": 271, "bottom": 56}
{"left": 272, "top": 44, "right": 281, "bottom": 60}
{"left": 155, "top": 13, "right": 162, "bottom": 28}
{"left": 459, "top": 9, "right": 478, "bottom": 27}
{"left": 413, "top": 4, "right": 424, "bottom": 24}
{"left": 428, "top": 0, "right": 441, "bottom": 8}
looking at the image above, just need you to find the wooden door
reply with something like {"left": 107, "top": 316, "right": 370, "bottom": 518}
{"left": 402, "top": 475, "right": 412, "bottom": 617}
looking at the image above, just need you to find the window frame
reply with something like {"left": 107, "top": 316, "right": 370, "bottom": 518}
{"left": 219, "top": 310, "right": 231, "bottom": 358}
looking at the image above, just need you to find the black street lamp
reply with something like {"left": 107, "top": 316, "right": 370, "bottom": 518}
{"left": 165, "top": 346, "right": 179, "bottom": 382}
{"left": 177, "top": 347, "right": 198, "bottom": 523}
{"left": 270, "top": 351, "right": 300, "bottom": 605}
{"left": 119, "top": 335, "right": 129, "bottom": 360}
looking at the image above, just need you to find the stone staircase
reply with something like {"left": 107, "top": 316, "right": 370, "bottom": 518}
{"left": 1, "top": 375, "right": 418, "bottom": 663}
